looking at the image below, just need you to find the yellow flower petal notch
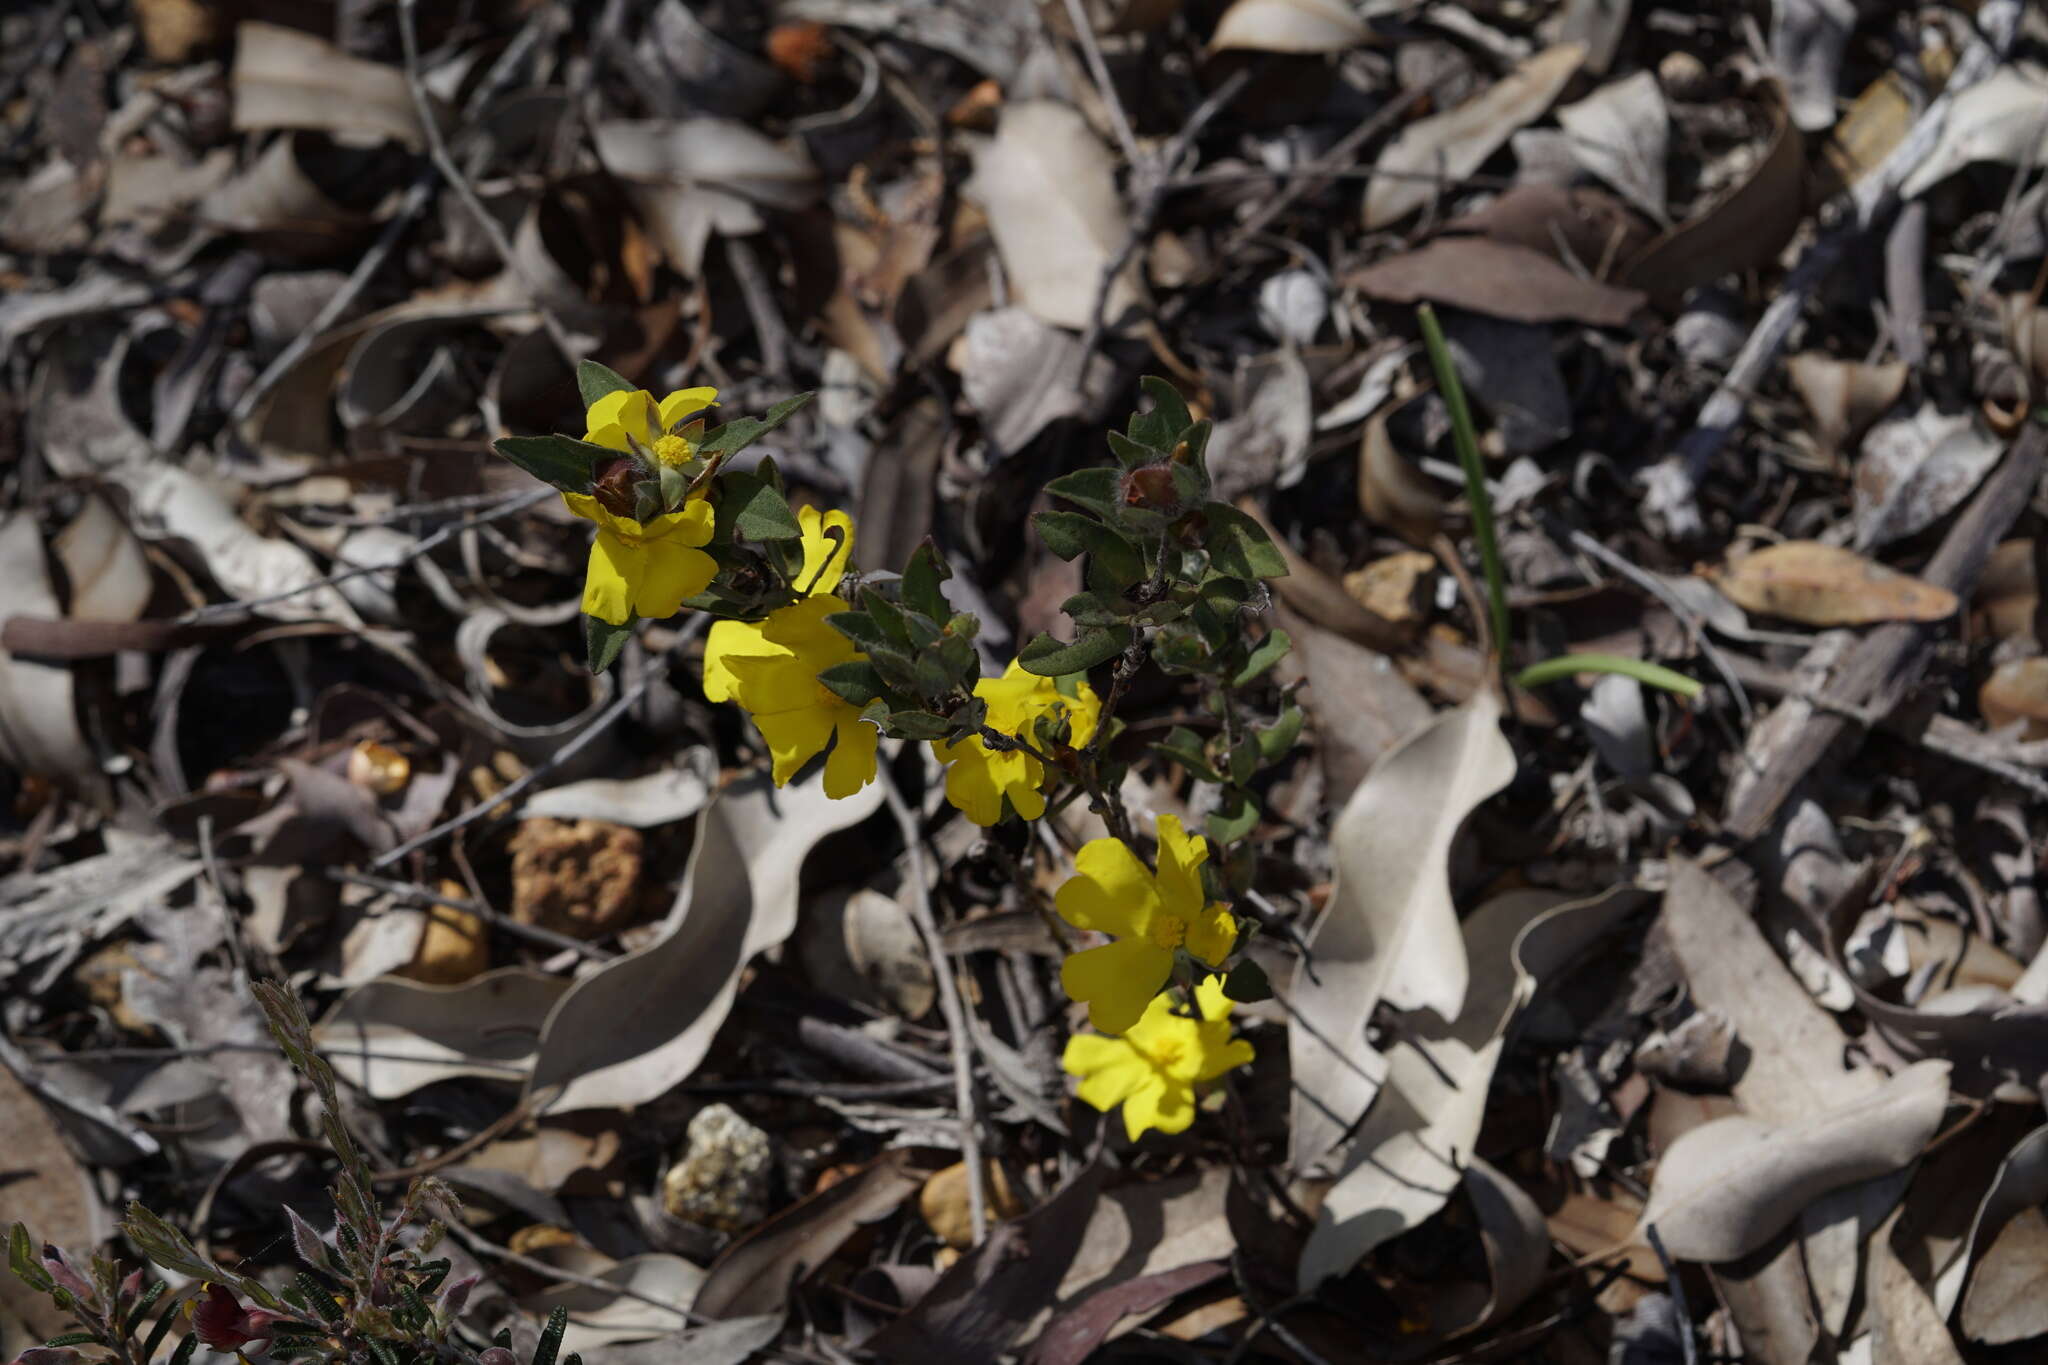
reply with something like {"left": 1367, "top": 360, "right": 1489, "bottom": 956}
{"left": 583, "top": 385, "right": 720, "bottom": 469}
{"left": 702, "top": 506, "right": 877, "bottom": 799}
{"left": 1055, "top": 814, "right": 1237, "bottom": 1034}
{"left": 561, "top": 492, "right": 717, "bottom": 626}
{"left": 1062, "top": 975, "right": 1253, "bottom": 1141}
{"left": 932, "top": 661, "right": 1101, "bottom": 826}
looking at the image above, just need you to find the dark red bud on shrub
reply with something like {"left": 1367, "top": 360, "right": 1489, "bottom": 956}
{"left": 479, "top": 1348, "right": 517, "bottom": 1365}
{"left": 592, "top": 458, "right": 639, "bottom": 517}
{"left": 1121, "top": 463, "right": 1178, "bottom": 512}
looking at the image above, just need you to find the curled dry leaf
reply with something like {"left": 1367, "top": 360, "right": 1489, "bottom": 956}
{"left": 519, "top": 1254, "right": 705, "bottom": 1352}
{"left": 1364, "top": 43, "right": 1587, "bottom": 229}
{"left": 1622, "top": 91, "right": 1805, "bottom": 301}
{"left": 1556, "top": 71, "right": 1671, "bottom": 221}
{"left": 1357, "top": 408, "right": 1446, "bottom": 547}
{"left": 526, "top": 768, "right": 883, "bottom": 1113}
{"left": 1853, "top": 405, "right": 2001, "bottom": 551}
{"left": 967, "top": 102, "right": 1139, "bottom": 332}
{"left": 1209, "top": 0, "right": 1370, "bottom": 54}
{"left": 0, "top": 513, "right": 100, "bottom": 798}
{"left": 595, "top": 117, "right": 820, "bottom": 273}
{"left": 1350, "top": 237, "right": 1645, "bottom": 326}
{"left": 1770, "top": 0, "right": 1857, "bottom": 131}
{"left": 1707, "top": 541, "right": 1958, "bottom": 626}
{"left": 1635, "top": 1058, "right": 1951, "bottom": 1263}
{"left": 313, "top": 968, "right": 571, "bottom": 1098}
{"left": 1785, "top": 352, "right": 1907, "bottom": 460}
{"left": 230, "top": 22, "right": 424, "bottom": 150}
{"left": 1900, "top": 64, "right": 2048, "bottom": 200}
{"left": 1446, "top": 183, "right": 1655, "bottom": 273}
{"left": 1288, "top": 691, "right": 1517, "bottom": 1171}
{"left": 1956, "top": 1124, "right": 2048, "bottom": 1340}
{"left": 1299, "top": 886, "right": 1639, "bottom": 1287}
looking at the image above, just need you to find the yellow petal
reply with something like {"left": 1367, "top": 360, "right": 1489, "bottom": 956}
{"left": 993, "top": 749, "right": 1048, "bottom": 822}
{"left": 939, "top": 741, "right": 1006, "bottom": 827}
{"left": 824, "top": 713, "right": 879, "bottom": 799}
{"left": 1074, "top": 1051, "right": 1153, "bottom": 1114}
{"left": 703, "top": 619, "right": 782, "bottom": 704}
{"left": 657, "top": 387, "right": 719, "bottom": 430}
{"left": 631, "top": 541, "right": 716, "bottom": 619}
{"left": 1184, "top": 903, "right": 1236, "bottom": 969}
{"left": 582, "top": 532, "right": 638, "bottom": 626}
{"left": 1056, "top": 837, "right": 1159, "bottom": 939}
{"left": 753, "top": 704, "right": 836, "bottom": 785}
{"left": 1195, "top": 1036, "right": 1255, "bottom": 1083}
{"left": 1060, "top": 939, "right": 1173, "bottom": 1036}
{"left": 646, "top": 497, "right": 716, "bottom": 548}
{"left": 1062, "top": 1033, "right": 1134, "bottom": 1078}
{"left": 1121, "top": 1075, "right": 1193, "bottom": 1140}
{"left": 586, "top": 389, "right": 655, "bottom": 445}
{"left": 1191, "top": 973, "right": 1235, "bottom": 1023}
{"left": 1154, "top": 813, "right": 1209, "bottom": 918}
{"left": 796, "top": 505, "right": 856, "bottom": 596}
{"left": 584, "top": 422, "right": 634, "bottom": 454}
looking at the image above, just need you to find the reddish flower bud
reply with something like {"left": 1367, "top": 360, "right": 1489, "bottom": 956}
{"left": 192, "top": 1284, "right": 271, "bottom": 1351}
{"left": 592, "top": 458, "right": 640, "bottom": 517}
{"left": 39, "top": 1247, "right": 94, "bottom": 1305}
{"left": 1121, "top": 463, "right": 1179, "bottom": 513}
{"left": 478, "top": 1349, "right": 517, "bottom": 1365}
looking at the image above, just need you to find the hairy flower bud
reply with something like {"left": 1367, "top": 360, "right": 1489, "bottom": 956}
{"left": 591, "top": 457, "right": 641, "bottom": 518}
{"left": 1120, "top": 463, "right": 1179, "bottom": 513}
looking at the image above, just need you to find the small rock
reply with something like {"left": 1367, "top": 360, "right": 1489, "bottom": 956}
{"left": 508, "top": 817, "right": 647, "bottom": 939}
{"left": 919, "top": 1160, "right": 1026, "bottom": 1250}
{"left": 506, "top": 1224, "right": 577, "bottom": 1256}
{"left": 346, "top": 741, "right": 410, "bottom": 796}
{"left": 397, "top": 888, "right": 488, "bottom": 985}
{"left": 662, "top": 1104, "right": 775, "bottom": 1235}
{"left": 1343, "top": 551, "right": 1437, "bottom": 624}
{"left": 136, "top": 0, "right": 219, "bottom": 65}
{"left": 1656, "top": 50, "right": 1711, "bottom": 101}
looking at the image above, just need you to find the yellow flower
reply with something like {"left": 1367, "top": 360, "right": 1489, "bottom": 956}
{"left": 1062, "top": 974, "right": 1253, "bottom": 1140}
{"left": 932, "top": 661, "right": 1101, "bottom": 826}
{"left": 1055, "top": 814, "right": 1237, "bottom": 1035}
{"left": 585, "top": 385, "right": 719, "bottom": 469}
{"left": 562, "top": 493, "right": 716, "bottom": 626}
{"left": 702, "top": 506, "right": 877, "bottom": 799}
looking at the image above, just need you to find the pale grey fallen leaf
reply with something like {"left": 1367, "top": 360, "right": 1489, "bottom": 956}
{"left": 967, "top": 101, "right": 1140, "bottom": 332}
{"left": 1580, "top": 674, "right": 1652, "bottom": 779}
{"left": 1900, "top": 64, "right": 2048, "bottom": 200}
{"left": 1944, "top": 1123, "right": 2048, "bottom": 1320}
{"left": 1316, "top": 344, "right": 1412, "bottom": 431}
{"left": 1799, "top": 1167, "right": 1912, "bottom": 1338}
{"left": 528, "top": 767, "right": 883, "bottom": 1112}
{"left": 958, "top": 306, "right": 1115, "bottom": 453}
{"left": 0, "top": 513, "right": 101, "bottom": 799}
{"left": 231, "top": 21, "right": 423, "bottom": 150}
{"left": 520, "top": 1254, "right": 703, "bottom": 1352}
{"left": 1544, "top": 0, "right": 1631, "bottom": 73}
{"left": 1871, "top": 1207, "right": 1967, "bottom": 1365}
{"left": 1962, "top": 1207, "right": 2048, "bottom": 1344}
{"left": 573, "top": 1314, "right": 783, "bottom": 1365}
{"left": 1256, "top": 269, "right": 1328, "bottom": 346}
{"left": 313, "top": 968, "right": 571, "bottom": 1098}
{"left": 1207, "top": 349, "right": 1314, "bottom": 499}
{"left": 1209, "top": 0, "right": 1371, "bottom": 54}
{"left": 1557, "top": 71, "right": 1671, "bottom": 221}
{"left": 1365, "top": 44, "right": 1586, "bottom": 228}
{"left": 1853, "top": 405, "right": 2001, "bottom": 551}
{"left": 523, "top": 758, "right": 715, "bottom": 828}
{"left": 1449, "top": 1156, "right": 1551, "bottom": 1336}
{"left": 1054, "top": 1166, "right": 1232, "bottom": 1304}
{"left": 53, "top": 495, "right": 152, "bottom": 624}
{"left": 1300, "top": 886, "right": 1641, "bottom": 1286}
{"left": 1289, "top": 693, "right": 1516, "bottom": 1172}
{"left": 0, "top": 274, "right": 153, "bottom": 356}
{"left": 0, "top": 836, "right": 199, "bottom": 994}
{"left": 1636, "top": 1059, "right": 1951, "bottom": 1263}
{"left": 1771, "top": 0, "right": 1857, "bottom": 131}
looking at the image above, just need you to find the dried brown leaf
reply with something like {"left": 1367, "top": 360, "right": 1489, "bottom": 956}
{"left": 1351, "top": 238, "right": 1645, "bottom": 326}
{"left": 1708, "top": 541, "right": 1958, "bottom": 626}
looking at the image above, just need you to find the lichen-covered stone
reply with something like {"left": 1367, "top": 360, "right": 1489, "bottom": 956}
{"left": 661, "top": 1104, "right": 774, "bottom": 1235}
{"left": 508, "top": 817, "right": 645, "bottom": 938}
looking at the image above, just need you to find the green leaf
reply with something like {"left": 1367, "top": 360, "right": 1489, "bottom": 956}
{"left": 913, "top": 648, "right": 955, "bottom": 701}
{"left": 585, "top": 615, "right": 632, "bottom": 674}
{"left": 168, "top": 1334, "right": 198, "bottom": 1365}
{"left": 1200, "top": 503, "right": 1289, "bottom": 580}
{"left": 1018, "top": 626, "right": 1133, "bottom": 676}
{"left": 534, "top": 1308, "right": 570, "bottom": 1365}
{"left": 901, "top": 539, "right": 953, "bottom": 621}
{"left": 576, "top": 360, "right": 636, "bottom": 410}
{"left": 699, "top": 392, "right": 815, "bottom": 458}
{"left": 492, "top": 434, "right": 611, "bottom": 493}
{"left": 1150, "top": 725, "right": 1218, "bottom": 782}
{"left": 826, "top": 610, "right": 893, "bottom": 655}
{"left": 1232, "top": 629, "right": 1292, "bottom": 687}
{"left": 884, "top": 709, "right": 954, "bottom": 740}
{"left": 858, "top": 587, "right": 914, "bottom": 647}
{"left": 9, "top": 1223, "right": 50, "bottom": 1291}
{"left": 1044, "top": 468, "right": 1124, "bottom": 520}
{"left": 1032, "top": 510, "right": 1097, "bottom": 561}
{"left": 817, "top": 660, "right": 887, "bottom": 707}
{"left": 42, "top": 1333, "right": 99, "bottom": 1348}
{"left": 1206, "top": 790, "right": 1259, "bottom": 844}
{"left": 1107, "top": 429, "right": 1165, "bottom": 468}
{"left": 1135, "top": 376, "right": 1192, "bottom": 445}
{"left": 1059, "top": 590, "right": 1128, "bottom": 628}
{"left": 1227, "top": 736, "right": 1259, "bottom": 786}
{"left": 716, "top": 470, "right": 803, "bottom": 541}
{"left": 1256, "top": 704, "right": 1305, "bottom": 761}
{"left": 1083, "top": 528, "right": 1149, "bottom": 596}
{"left": 1222, "top": 955, "right": 1273, "bottom": 1003}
